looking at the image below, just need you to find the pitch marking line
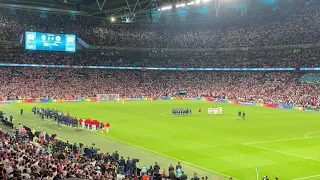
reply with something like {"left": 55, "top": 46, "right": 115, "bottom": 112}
{"left": 244, "top": 136, "right": 320, "bottom": 145}
{"left": 305, "top": 131, "right": 320, "bottom": 138}
{"left": 89, "top": 131, "right": 239, "bottom": 180}
{"left": 292, "top": 174, "right": 320, "bottom": 180}
{"left": 245, "top": 144, "right": 320, "bottom": 163}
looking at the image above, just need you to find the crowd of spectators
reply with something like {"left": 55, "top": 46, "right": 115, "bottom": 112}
{"left": 0, "top": 121, "right": 137, "bottom": 180}
{"left": 2, "top": 2, "right": 319, "bottom": 180}
{"left": 0, "top": 126, "right": 100, "bottom": 179}
{"left": 1, "top": 50, "right": 320, "bottom": 68}
{"left": 2, "top": 6, "right": 320, "bottom": 48}
{"left": 0, "top": 111, "right": 204, "bottom": 180}
{"left": 0, "top": 66, "right": 319, "bottom": 107}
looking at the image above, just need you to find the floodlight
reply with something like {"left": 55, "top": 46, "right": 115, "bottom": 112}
{"left": 176, "top": 3, "right": 186, "bottom": 7}
{"left": 161, "top": 6, "right": 172, "bottom": 10}
{"left": 187, "top": 1, "right": 195, "bottom": 5}
{"left": 110, "top": 17, "right": 115, "bottom": 22}
{"left": 195, "top": 0, "right": 200, "bottom": 4}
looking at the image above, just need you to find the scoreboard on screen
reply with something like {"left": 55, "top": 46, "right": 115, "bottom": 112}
{"left": 25, "top": 32, "right": 76, "bottom": 52}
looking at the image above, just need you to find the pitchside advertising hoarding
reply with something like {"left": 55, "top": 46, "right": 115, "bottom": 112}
{"left": 25, "top": 32, "right": 76, "bottom": 52}
{"left": 0, "top": 98, "right": 315, "bottom": 111}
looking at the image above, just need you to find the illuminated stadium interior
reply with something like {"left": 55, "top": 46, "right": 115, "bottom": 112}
{"left": 0, "top": 0, "right": 320, "bottom": 180}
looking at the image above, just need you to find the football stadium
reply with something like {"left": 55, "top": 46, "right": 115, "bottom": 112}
{"left": 1, "top": 0, "right": 320, "bottom": 179}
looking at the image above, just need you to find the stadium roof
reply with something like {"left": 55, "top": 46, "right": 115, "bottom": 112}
{"left": 1, "top": 0, "right": 159, "bottom": 19}
{"left": 1, "top": 0, "right": 315, "bottom": 23}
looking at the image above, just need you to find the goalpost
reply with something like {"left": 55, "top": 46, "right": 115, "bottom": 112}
{"left": 96, "top": 94, "right": 120, "bottom": 102}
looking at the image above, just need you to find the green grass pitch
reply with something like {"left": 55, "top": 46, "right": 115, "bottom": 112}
{"left": 1, "top": 100, "right": 320, "bottom": 180}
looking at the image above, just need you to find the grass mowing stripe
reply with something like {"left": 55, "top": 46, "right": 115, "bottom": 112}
{"left": 8, "top": 101, "right": 320, "bottom": 179}
{"left": 86, "top": 129, "right": 240, "bottom": 180}
{"left": 245, "top": 144, "right": 320, "bottom": 163}
{"left": 17, "top": 114, "right": 234, "bottom": 180}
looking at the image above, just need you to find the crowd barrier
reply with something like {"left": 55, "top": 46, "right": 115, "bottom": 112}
{"left": 0, "top": 97, "right": 316, "bottom": 112}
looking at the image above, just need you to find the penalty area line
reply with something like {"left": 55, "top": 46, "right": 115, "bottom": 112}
{"left": 292, "top": 174, "right": 320, "bottom": 180}
{"left": 245, "top": 144, "right": 320, "bottom": 163}
{"left": 244, "top": 136, "right": 320, "bottom": 145}
{"left": 90, "top": 131, "right": 239, "bottom": 180}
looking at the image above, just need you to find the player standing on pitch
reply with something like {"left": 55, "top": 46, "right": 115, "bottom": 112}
{"left": 106, "top": 122, "right": 110, "bottom": 134}
{"left": 238, "top": 111, "right": 241, "bottom": 119}
{"left": 242, "top": 111, "right": 246, "bottom": 120}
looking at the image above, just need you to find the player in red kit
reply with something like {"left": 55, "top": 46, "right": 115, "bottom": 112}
{"left": 88, "top": 119, "right": 93, "bottom": 130}
{"left": 79, "top": 118, "right": 83, "bottom": 126}
{"left": 85, "top": 118, "right": 90, "bottom": 129}
{"left": 96, "top": 120, "right": 100, "bottom": 129}
{"left": 106, "top": 122, "right": 110, "bottom": 134}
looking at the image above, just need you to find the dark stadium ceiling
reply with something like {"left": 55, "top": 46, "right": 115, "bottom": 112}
{"left": 0, "top": 0, "right": 315, "bottom": 20}
{"left": 0, "top": 0, "right": 169, "bottom": 19}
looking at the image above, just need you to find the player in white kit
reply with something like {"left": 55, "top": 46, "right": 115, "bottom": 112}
{"left": 214, "top": 107, "right": 218, "bottom": 115}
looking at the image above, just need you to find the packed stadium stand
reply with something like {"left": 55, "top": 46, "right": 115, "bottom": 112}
{"left": 1, "top": 6, "right": 320, "bottom": 48}
{"left": 1, "top": 50, "right": 320, "bottom": 68}
{"left": 1, "top": 0, "right": 320, "bottom": 179}
{"left": 0, "top": 125, "right": 128, "bottom": 180}
{"left": 0, "top": 66, "right": 318, "bottom": 107}
{"left": 299, "top": 73, "right": 320, "bottom": 83}
{"left": 0, "top": 48, "right": 319, "bottom": 107}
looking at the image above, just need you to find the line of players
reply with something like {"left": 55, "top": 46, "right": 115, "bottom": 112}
{"left": 172, "top": 108, "right": 192, "bottom": 116}
{"left": 78, "top": 118, "right": 110, "bottom": 133}
{"left": 208, "top": 107, "right": 223, "bottom": 115}
{"left": 31, "top": 107, "right": 111, "bottom": 133}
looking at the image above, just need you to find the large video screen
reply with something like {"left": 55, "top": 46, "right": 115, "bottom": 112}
{"left": 25, "top": 32, "right": 76, "bottom": 52}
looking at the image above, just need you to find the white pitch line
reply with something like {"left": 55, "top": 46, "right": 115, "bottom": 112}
{"left": 30, "top": 113, "right": 237, "bottom": 179}
{"left": 292, "top": 174, "right": 320, "bottom": 180}
{"left": 90, "top": 131, "right": 239, "bottom": 180}
{"left": 246, "top": 144, "right": 320, "bottom": 163}
{"left": 305, "top": 131, "right": 320, "bottom": 138}
{"left": 244, "top": 136, "right": 320, "bottom": 145}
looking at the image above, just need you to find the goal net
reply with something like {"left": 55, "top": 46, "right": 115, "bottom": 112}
{"left": 97, "top": 94, "right": 120, "bottom": 102}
